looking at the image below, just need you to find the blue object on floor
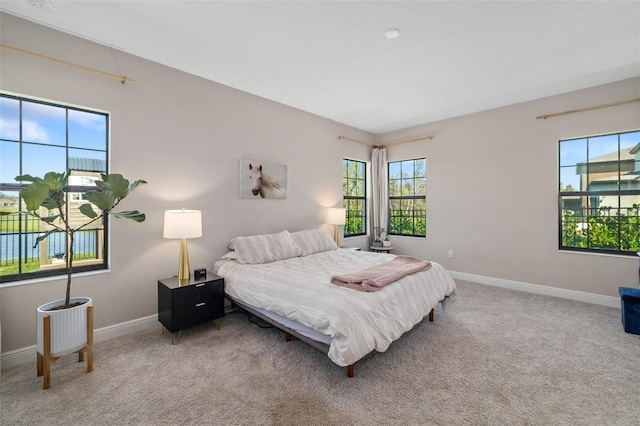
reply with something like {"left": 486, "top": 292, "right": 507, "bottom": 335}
{"left": 619, "top": 287, "right": 640, "bottom": 335}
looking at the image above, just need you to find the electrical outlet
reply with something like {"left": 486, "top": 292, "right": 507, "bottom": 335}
{"left": 448, "top": 250, "right": 454, "bottom": 258}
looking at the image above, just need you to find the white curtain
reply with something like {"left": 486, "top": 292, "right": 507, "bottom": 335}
{"left": 371, "top": 147, "right": 388, "bottom": 240}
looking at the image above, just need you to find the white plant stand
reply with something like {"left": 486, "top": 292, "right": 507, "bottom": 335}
{"left": 36, "top": 298, "right": 94, "bottom": 389}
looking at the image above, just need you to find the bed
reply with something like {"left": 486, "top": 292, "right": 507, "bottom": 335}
{"left": 214, "top": 228, "right": 456, "bottom": 377}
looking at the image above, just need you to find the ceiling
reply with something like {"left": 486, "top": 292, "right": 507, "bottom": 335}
{"left": 1, "top": 0, "right": 639, "bottom": 134}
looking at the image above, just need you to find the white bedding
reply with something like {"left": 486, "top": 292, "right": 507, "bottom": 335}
{"left": 217, "top": 249, "right": 456, "bottom": 367}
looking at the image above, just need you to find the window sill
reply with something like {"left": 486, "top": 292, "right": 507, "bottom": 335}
{"left": 558, "top": 249, "right": 637, "bottom": 260}
{"left": 0, "top": 268, "right": 111, "bottom": 289}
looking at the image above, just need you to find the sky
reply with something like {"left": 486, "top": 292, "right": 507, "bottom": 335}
{"left": 0, "top": 96, "right": 108, "bottom": 188}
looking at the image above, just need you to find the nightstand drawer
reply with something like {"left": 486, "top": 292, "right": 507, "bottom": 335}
{"left": 171, "top": 281, "right": 218, "bottom": 310}
{"left": 170, "top": 303, "right": 218, "bottom": 331}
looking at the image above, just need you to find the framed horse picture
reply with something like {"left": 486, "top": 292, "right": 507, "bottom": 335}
{"left": 239, "top": 158, "right": 287, "bottom": 199}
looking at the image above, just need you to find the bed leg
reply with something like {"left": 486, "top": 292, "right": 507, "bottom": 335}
{"left": 285, "top": 332, "right": 292, "bottom": 342}
{"left": 347, "top": 364, "right": 355, "bottom": 378}
{"left": 429, "top": 308, "right": 434, "bottom": 322}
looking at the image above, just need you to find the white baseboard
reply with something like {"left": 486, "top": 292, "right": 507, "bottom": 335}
{"left": 2, "top": 274, "right": 621, "bottom": 370}
{"left": 1, "top": 314, "right": 158, "bottom": 370}
{"left": 450, "top": 271, "right": 620, "bottom": 309}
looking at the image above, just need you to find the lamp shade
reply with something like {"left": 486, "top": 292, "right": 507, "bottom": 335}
{"left": 326, "top": 208, "right": 346, "bottom": 226}
{"left": 163, "top": 209, "right": 202, "bottom": 239}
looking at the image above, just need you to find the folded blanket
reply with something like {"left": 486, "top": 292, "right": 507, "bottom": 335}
{"left": 330, "top": 255, "right": 432, "bottom": 292}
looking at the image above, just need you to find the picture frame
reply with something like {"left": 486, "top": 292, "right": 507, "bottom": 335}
{"left": 239, "top": 158, "right": 287, "bottom": 199}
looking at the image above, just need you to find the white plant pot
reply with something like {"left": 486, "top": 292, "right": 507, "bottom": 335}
{"left": 36, "top": 297, "right": 92, "bottom": 357}
{"left": 383, "top": 240, "right": 391, "bottom": 247}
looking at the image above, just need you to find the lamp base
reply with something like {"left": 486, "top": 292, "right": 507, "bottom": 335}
{"left": 178, "top": 238, "right": 190, "bottom": 282}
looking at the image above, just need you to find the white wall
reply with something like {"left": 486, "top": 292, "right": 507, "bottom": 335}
{"left": 378, "top": 77, "right": 640, "bottom": 298}
{"left": 0, "top": 13, "right": 372, "bottom": 353}
{"left": 1, "top": 12, "right": 639, "bottom": 359}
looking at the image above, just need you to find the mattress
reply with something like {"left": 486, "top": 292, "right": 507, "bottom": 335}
{"left": 215, "top": 259, "right": 333, "bottom": 345}
{"left": 216, "top": 249, "right": 456, "bottom": 366}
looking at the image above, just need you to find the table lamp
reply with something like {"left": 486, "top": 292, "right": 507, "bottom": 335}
{"left": 326, "top": 207, "right": 346, "bottom": 245}
{"left": 163, "top": 209, "right": 202, "bottom": 283}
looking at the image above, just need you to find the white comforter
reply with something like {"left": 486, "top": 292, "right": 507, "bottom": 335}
{"left": 218, "top": 249, "right": 456, "bottom": 367}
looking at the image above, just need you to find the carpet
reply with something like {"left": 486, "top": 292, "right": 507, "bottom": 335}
{"left": 2, "top": 280, "right": 639, "bottom": 425}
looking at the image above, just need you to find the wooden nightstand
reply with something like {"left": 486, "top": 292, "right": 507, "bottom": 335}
{"left": 157, "top": 274, "right": 225, "bottom": 344}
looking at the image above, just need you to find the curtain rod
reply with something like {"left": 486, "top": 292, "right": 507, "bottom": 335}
{"left": 536, "top": 97, "right": 640, "bottom": 120}
{"left": 1, "top": 44, "right": 135, "bottom": 85}
{"left": 338, "top": 135, "right": 371, "bottom": 146}
{"left": 339, "top": 134, "right": 434, "bottom": 148}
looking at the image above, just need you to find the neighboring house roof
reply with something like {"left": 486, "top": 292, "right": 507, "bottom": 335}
{"left": 69, "top": 157, "right": 106, "bottom": 173}
{"left": 588, "top": 148, "right": 634, "bottom": 163}
{"left": 587, "top": 155, "right": 640, "bottom": 191}
{"left": 627, "top": 142, "right": 640, "bottom": 155}
{"left": 576, "top": 148, "right": 634, "bottom": 175}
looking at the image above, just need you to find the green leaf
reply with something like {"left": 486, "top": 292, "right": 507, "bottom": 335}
{"left": 41, "top": 214, "right": 61, "bottom": 224}
{"left": 33, "top": 230, "right": 56, "bottom": 247}
{"left": 15, "top": 174, "right": 44, "bottom": 184}
{"left": 20, "top": 182, "right": 50, "bottom": 211}
{"left": 113, "top": 210, "right": 146, "bottom": 223}
{"left": 41, "top": 193, "right": 64, "bottom": 211}
{"left": 43, "top": 172, "right": 65, "bottom": 191}
{"left": 79, "top": 203, "right": 98, "bottom": 219}
{"left": 83, "top": 189, "right": 116, "bottom": 211}
{"left": 127, "top": 179, "right": 147, "bottom": 196}
{"left": 100, "top": 174, "right": 130, "bottom": 199}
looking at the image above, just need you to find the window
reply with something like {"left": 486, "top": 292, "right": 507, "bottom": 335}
{"left": 0, "top": 93, "right": 109, "bottom": 283}
{"left": 388, "top": 158, "right": 426, "bottom": 237}
{"left": 559, "top": 130, "right": 640, "bottom": 255}
{"left": 343, "top": 159, "right": 366, "bottom": 236}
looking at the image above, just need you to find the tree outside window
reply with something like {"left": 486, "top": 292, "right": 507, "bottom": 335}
{"left": 343, "top": 159, "right": 366, "bottom": 236}
{"left": 388, "top": 158, "right": 426, "bottom": 237}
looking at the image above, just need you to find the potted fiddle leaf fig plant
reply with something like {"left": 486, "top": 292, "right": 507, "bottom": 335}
{"left": 16, "top": 171, "right": 146, "bottom": 388}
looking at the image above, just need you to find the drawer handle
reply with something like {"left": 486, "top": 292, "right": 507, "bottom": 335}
{"left": 196, "top": 302, "right": 206, "bottom": 307}
{"left": 195, "top": 283, "right": 206, "bottom": 287}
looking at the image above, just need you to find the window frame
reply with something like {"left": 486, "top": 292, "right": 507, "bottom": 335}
{"left": 0, "top": 92, "right": 110, "bottom": 284}
{"left": 388, "top": 157, "right": 426, "bottom": 238}
{"left": 342, "top": 158, "right": 367, "bottom": 238}
{"left": 558, "top": 129, "right": 640, "bottom": 256}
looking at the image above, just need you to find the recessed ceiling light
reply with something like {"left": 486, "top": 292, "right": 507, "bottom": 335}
{"left": 385, "top": 28, "right": 401, "bottom": 39}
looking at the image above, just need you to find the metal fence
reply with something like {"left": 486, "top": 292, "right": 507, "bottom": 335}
{"left": 0, "top": 213, "right": 100, "bottom": 267}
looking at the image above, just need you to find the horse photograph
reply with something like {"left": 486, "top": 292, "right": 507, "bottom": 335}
{"left": 239, "top": 158, "right": 287, "bottom": 199}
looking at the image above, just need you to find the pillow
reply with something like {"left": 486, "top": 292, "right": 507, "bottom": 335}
{"left": 290, "top": 228, "right": 338, "bottom": 256}
{"left": 231, "top": 230, "right": 302, "bottom": 264}
{"left": 221, "top": 251, "right": 238, "bottom": 260}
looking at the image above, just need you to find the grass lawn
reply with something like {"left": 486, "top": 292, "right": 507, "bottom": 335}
{"left": 0, "top": 260, "right": 40, "bottom": 275}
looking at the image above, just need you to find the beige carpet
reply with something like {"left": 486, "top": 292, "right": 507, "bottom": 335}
{"left": 2, "top": 280, "right": 639, "bottom": 425}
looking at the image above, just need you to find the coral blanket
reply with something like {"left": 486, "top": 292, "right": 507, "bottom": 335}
{"left": 330, "top": 255, "right": 432, "bottom": 292}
